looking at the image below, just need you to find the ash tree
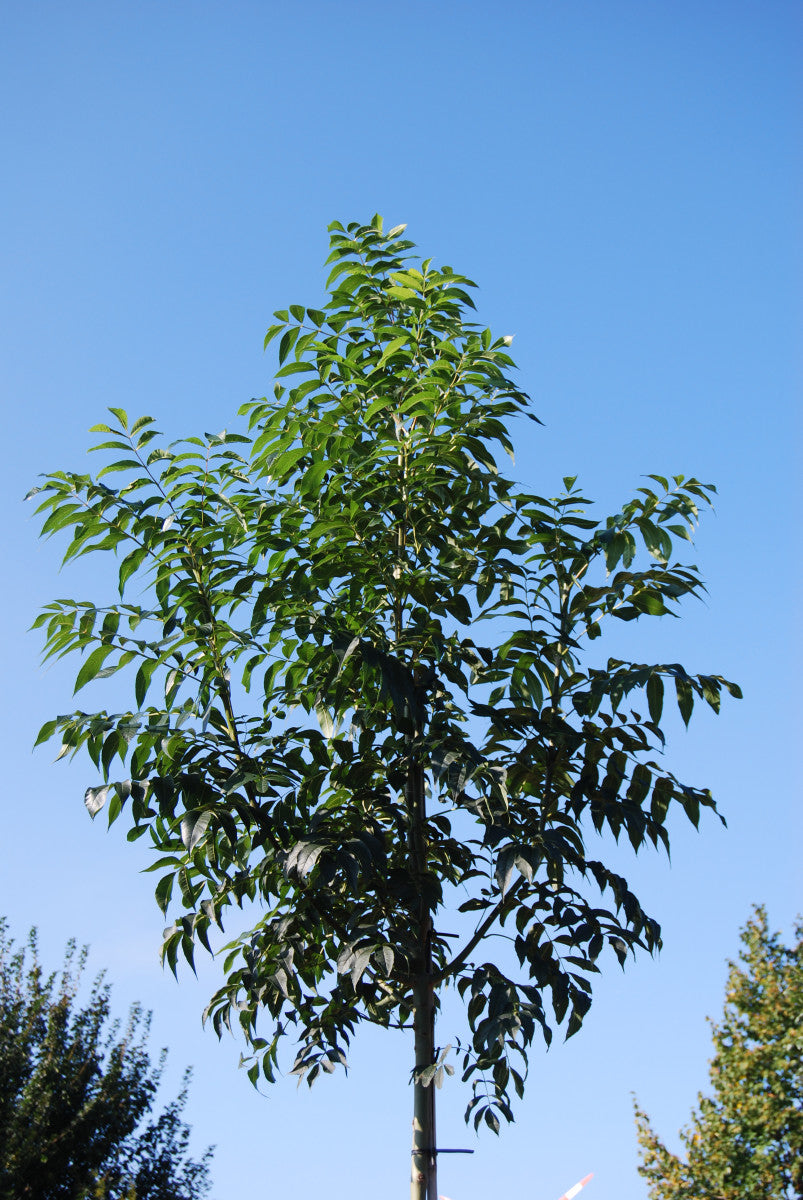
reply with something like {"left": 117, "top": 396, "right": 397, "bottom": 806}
{"left": 0, "top": 920, "right": 213, "bottom": 1200}
{"left": 635, "top": 908, "right": 803, "bottom": 1200}
{"left": 29, "top": 216, "right": 740, "bottom": 1200}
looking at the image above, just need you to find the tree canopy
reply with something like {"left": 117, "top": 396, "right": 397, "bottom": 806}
{"left": 635, "top": 907, "right": 803, "bottom": 1200}
{"left": 0, "top": 920, "right": 213, "bottom": 1200}
{"left": 29, "top": 216, "right": 740, "bottom": 1198}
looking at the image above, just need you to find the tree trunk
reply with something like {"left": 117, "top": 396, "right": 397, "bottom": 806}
{"left": 410, "top": 974, "right": 437, "bottom": 1200}
{"left": 406, "top": 742, "right": 437, "bottom": 1200}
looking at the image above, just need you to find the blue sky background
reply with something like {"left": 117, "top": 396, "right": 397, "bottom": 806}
{"left": 1, "top": 2, "right": 800, "bottom": 1197}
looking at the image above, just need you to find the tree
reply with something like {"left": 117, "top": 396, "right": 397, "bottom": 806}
{"left": 635, "top": 907, "right": 803, "bottom": 1199}
{"left": 0, "top": 920, "right": 213, "bottom": 1200}
{"left": 28, "top": 216, "right": 740, "bottom": 1200}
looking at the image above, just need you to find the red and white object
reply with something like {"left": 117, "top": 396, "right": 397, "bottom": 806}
{"left": 557, "top": 1174, "right": 593, "bottom": 1200}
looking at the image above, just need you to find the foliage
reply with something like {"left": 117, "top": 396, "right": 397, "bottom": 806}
{"left": 28, "top": 216, "right": 739, "bottom": 1171}
{"left": 635, "top": 907, "right": 803, "bottom": 1199}
{"left": 0, "top": 920, "right": 214, "bottom": 1200}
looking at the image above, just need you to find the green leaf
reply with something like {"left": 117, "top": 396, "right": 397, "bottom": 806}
{"left": 315, "top": 705, "right": 336, "bottom": 739}
{"left": 278, "top": 327, "right": 299, "bottom": 364}
{"left": 675, "top": 673, "right": 694, "bottom": 726}
{"left": 681, "top": 789, "right": 700, "bottom": 828}
{"left": 378, "top": 336, "right": 408, "bottom": 366}
{"left": 646, "top": 673, "right": 664, "bottom": 724}
{"left": 97, "top": 459, "right": 142, "bottom": 478}
{"left": 275, "top": 360, "right": 317, "bottom": 378}
{"left": 34, "top": 718, "right": 59, "bottom": 748}
{"left": 698, "top": 674, "right": 721, "bottom": 714}
{"left": 651, "top": 776, "right": 672, "bottom": 823}
{"left": 85, "top": 785, "right": 109, "bottom": 817}
{"left": 155, "top": 872, "right": 174, "bottom": 914}
{"left": 135, "top": 658, "right": 157, "bottom": 708}
{"left": 74, "top": 645, "right": 115, "bottom": 693}
{"left": 605, "top": 532, "right": 626, "bottom": 573}
{"left": 350, "top": 946, "right": 373, "bottom": 990}
{"left": 263, "top": 322, "right": 285, "bottom": 348}
{"left": 269, "top": 446, "right": 307, "bottom": 478}
{"left": 627, "top": 763, "right": 652, "bottom": 807}
{"left": 375, "top": 944, "right": 394, "bottom": 974}
{"left": 385, "top": 286, "right": 416, "bottom": 301}
{"left": 299, "top": 459, "right": 329, "bottom": 497}
{"left": 180, "top": 810, "right": 212, "bottom": 852}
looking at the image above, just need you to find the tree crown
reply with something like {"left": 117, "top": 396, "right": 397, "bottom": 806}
{"left": 635, "top": 906, "right": 803, "bottom": 1199}
{"left": 29, "top": 216, "right": 740, "bottom": 1132}
{"left": 0, "top": 919, "right": 213, "bottom": 1200}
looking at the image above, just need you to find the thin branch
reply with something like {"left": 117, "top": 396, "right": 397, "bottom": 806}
{"left": 434, "top": 879, "right": 527, "bottom": 985}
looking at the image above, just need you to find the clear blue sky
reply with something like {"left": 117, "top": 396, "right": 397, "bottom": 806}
{"left": 1, "top": 2, "right": 800, "bottom": 1197}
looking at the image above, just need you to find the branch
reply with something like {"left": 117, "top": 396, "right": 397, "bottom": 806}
{"left": 433, "top": 879, "right": 527, "bottom": 985}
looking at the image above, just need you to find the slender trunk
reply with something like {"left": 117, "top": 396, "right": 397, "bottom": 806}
{"left": 410, "top": 973, "right": 437, "bottom": 1200}
{"left": 398, "top": 433, "right": 437, "bottom": 1199}
{"left": 407, "top": 750, "right": 437, "bottom": 1200}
